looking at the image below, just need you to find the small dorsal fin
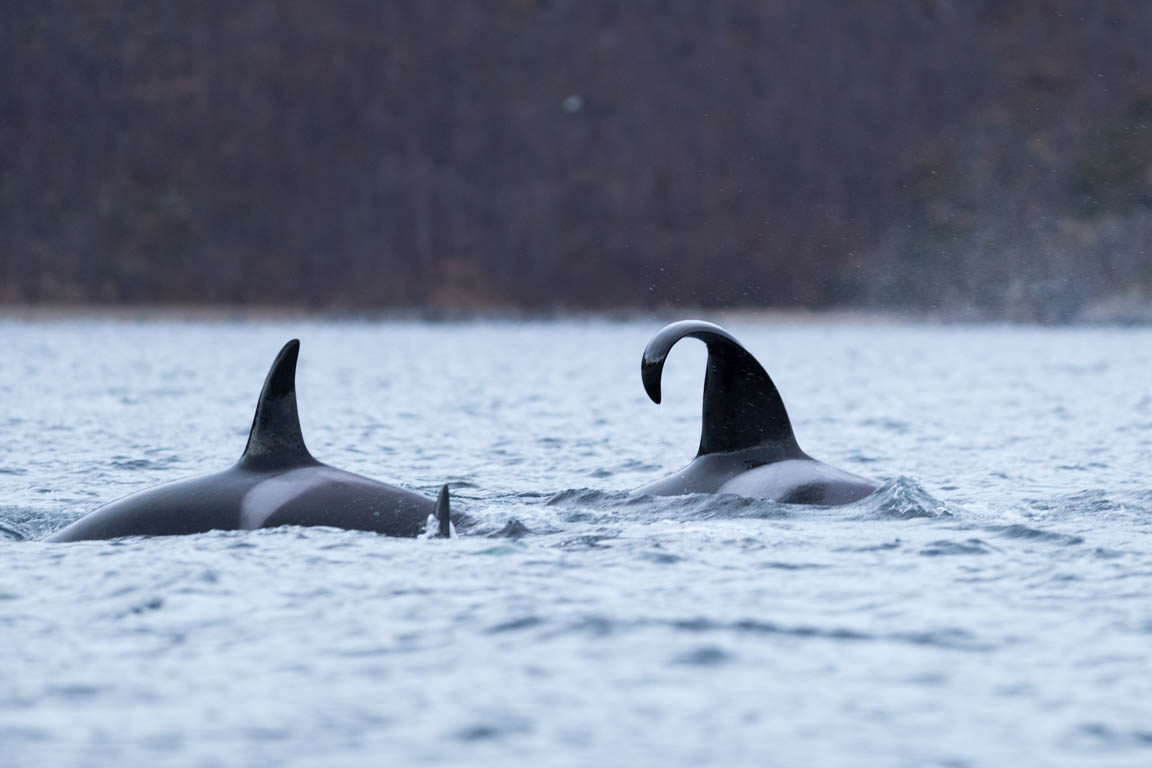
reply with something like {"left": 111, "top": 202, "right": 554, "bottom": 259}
{"left": 434, "top": 485, "right": 452, "bottom": 538}
{"left": 240, "top": 339, "right": 315, "bottom": 468}
{"left": 642, "top": 320, "right": 804, "bottom": 458}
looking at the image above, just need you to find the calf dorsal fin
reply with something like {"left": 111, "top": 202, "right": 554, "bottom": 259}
{"left": 642, "top": 320, "right": 803, "bottom": 458}
{"left": 434, "top": 485, "right": 453, "bottom": 538}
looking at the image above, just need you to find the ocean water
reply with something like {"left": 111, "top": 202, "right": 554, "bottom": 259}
{"left": 1, "top": 317, "right": 1150, "bottom": 767}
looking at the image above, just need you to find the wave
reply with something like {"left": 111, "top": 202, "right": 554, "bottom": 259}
{"left": 485, "top": 613, "right": 997, "bottom": 652}
{"left": 847, "top": 476, "right": 961, "bottom": 520}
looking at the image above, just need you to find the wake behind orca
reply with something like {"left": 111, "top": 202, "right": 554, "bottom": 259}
{"left": 48, "top": 340, "right": 454, "bottom": 542}
{"left": 636, "top": 320, "right": 879, "bottom": 505}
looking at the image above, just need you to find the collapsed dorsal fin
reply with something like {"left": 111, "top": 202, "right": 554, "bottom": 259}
{"left": 240, "top": 339, "right": 315, "bottom": 468}
{"left": 642, "top": 320, "right": 804, "bottom": 458}
{"left": 434, "top": 484, "right": 452, "bottom": 538}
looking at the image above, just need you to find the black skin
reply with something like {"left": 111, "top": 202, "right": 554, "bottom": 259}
{"left": 47, "top": 340, "right": 453, "bottom": 542}
{"left": 635, "top": 320, "right": 879, "bottom": 505}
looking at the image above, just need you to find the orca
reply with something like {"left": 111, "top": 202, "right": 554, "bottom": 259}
{"left": 635, "top": 320, "right": 879, "bottom": 505}
{"left": 48, "top": 340, "right": 455, "bottom": 542}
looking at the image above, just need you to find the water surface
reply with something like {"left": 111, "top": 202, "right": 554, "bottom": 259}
{"left": 2, "top": 318, "right": 1151, "bottom": 766}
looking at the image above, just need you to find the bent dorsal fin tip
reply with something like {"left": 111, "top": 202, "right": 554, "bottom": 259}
{"left": 642, "top": 320, "right": 802, "bottom": 457}
{"left": 240, "top": 339, "right": 313, "bottom": 466}
{"left": 642, "top": 320, "right": 731, "bottom": 405}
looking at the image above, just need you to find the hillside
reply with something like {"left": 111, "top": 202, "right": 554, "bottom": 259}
{"left": 3, "top": 1, "right": 1150, "bottom": 320}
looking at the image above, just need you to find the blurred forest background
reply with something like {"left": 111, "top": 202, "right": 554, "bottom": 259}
{"left": 2, "top": 1, "right": 1151, "bottom": 321}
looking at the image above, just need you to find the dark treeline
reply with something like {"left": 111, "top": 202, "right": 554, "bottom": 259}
{"left": 2, "top": 1, "right": 1151, "bottom": 319}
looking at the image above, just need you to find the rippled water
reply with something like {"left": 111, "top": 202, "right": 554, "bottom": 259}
{"left": 2, "top": 317, "right": 1151, "bottom": 767}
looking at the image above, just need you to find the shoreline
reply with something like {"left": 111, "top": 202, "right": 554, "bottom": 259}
{"left": 0, "top": 302, "right": 1149, "bottom": 327}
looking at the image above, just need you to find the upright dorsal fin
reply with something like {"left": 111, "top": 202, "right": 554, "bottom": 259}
{"left": 642, "top": 320, "right": 804, "bottom": 458}
{"left": 240, "top": 339, "right": 315, "bottom": 468}
{"left": 434, "top": 484, "right": 452, "bottom": 538}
